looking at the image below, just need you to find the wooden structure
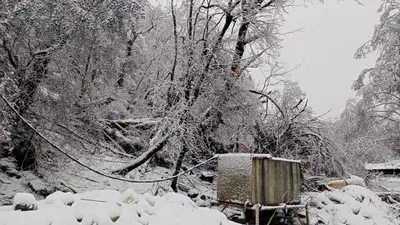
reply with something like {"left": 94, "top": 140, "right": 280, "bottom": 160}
{"left": 252, "top": 155, "right": 302, "bottom": 205}
{"left": 365, "top": 160, "right": 400, "bottom": 175}
{"left": 217, "top": 153, "right": 308, "bottom": 225}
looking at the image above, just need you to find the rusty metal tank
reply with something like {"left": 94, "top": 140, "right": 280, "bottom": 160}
{"left": 217, "top": 153, "right": 302, "bottom": 206}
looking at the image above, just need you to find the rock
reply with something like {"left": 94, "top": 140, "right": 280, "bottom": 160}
{"left": 13, "top": 193, "right": 37, "bottom": 211}
{"left": 153, "top": 150, "right": 174, "bottom": 168}
{"left": 6, "top": 168, "right": 21, "bottom": 179}
{"left": 200, "top": 171, "right": 214, "bottom": 183}
{"left": 187, "top": 189, "right": 199, "bottom": 199}
{"left": 196, "top": 198, "right": 211, "bottom": 207}
{"left": 345, "top": 175, "right": 366, "bottom": 187}
{"left": 45, "top": 191, "right": 75, "bottom": 205}
{"left": 28, "top": 179, "right": 55, "bottom": 197}
{"left": 0, "top": 157, "right": 17, "bottom": 172}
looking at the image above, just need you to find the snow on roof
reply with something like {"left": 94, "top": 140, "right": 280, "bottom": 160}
{"left": 269, "top": 156, "right": 301, "bottom": 164}
{"left": 365, "top": 160, "right": 400, "bottom": 170}
{"left": 219, "top": 153, "right": 301, "bottom": 163}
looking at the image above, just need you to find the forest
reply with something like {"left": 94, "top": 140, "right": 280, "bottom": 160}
{"left": 0, "top": 0, "right": 400, "bottom": 224}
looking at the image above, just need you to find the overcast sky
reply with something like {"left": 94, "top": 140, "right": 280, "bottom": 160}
{"left": 271, "top": 1, "right": 381, "bottom": 118}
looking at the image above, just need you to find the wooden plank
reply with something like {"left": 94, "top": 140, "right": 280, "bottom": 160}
{"left": 268, "top": 159, "right": 277, "bottom": 204}
{"left": 252, "top": 157, "right": 264, "bottom": 205}
{"left": 293, "top": 163, "right": 301, "bottom": 202}
{"left": 287, "top": 162, "right": 294, "bottom": 201}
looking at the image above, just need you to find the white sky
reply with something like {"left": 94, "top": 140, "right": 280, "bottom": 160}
{"left": 273, "top": 1, "right": 381, "bottom": 118}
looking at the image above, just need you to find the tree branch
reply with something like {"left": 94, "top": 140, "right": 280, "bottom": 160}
{"left": 260, "top": 0, "right": 276, "bottom": 9}
{"left": 2, "top": 39, "right": 18, "bottom": 69}
{"left": 249, "top": 89, "right": 285, "bottom": 118}
{"left": 112, "top": 130, "right": 172, "bottom": 176}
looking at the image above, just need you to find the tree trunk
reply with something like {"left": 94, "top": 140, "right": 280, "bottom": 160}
{"left": 11, "top": 55, "right": 49, "bottom": 170}
{"left": 118, "top": 35, "right": 137, "bottom": 87}
{"left": 231, "top": 19, "right": 249, "bottom": 76}
{"left": 15, "top": 56, "right": 49, "bottom": 113}
{"left": 171, "top": 142, "right": 188, "bottom": 192}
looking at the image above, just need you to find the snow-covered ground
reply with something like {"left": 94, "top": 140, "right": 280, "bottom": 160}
{"left": 1, "top": 185, "right": 399, "bottom": 225}
{"left": 0, "top": 189, "right": 237, "bottom": 225}
{"left": 306, "top": 185, "right": 399, "bottom": 225}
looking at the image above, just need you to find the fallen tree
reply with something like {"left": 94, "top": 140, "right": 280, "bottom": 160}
{"left": 112, "top": 128, "right": 173, "bottom": 176}
{"left": 100, "top": 118, "right": 161, "bottom": 130}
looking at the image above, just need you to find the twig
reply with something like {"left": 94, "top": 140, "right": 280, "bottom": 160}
{"left": 1, "top": 92, "right": 219, "bottom": 184}
{"left": 249, "top": 89, "right": 285, "bottom": 118}
{"left": 112, "top": 121, "right": 129, "bottom": 134}
{"left": 77, "top": 154, "right": 132, "bottom": 163}
{"left": 59, "top": 179, "right": 79, "bottom": 194}
{"left": 387, "top": 196, "right": 400, "bottom": 205}
{"left": 80, "top": 198, "right": 107, "bottom": 203}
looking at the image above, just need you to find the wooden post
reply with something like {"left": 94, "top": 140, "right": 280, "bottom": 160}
{"left": 305, "top": 204, "right": 310, "bottom": 225}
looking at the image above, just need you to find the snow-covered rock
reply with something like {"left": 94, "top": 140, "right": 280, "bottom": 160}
{"left": 345, "top": 175, "right": 366, "bottom": 187}
{"left": 187, "top": 189, "right": 199, "bottom": 198}
{"left": 0, "top": 189, "right": 238, "bottom": 225}
{"left": 13, "top": 193, "right": 37, "bottom": 211}
{"left": 308, "top": 185, "right": 399, "bottom": 225}
{"left": 45, "top": 191, "right": 75, "bottom": 205}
